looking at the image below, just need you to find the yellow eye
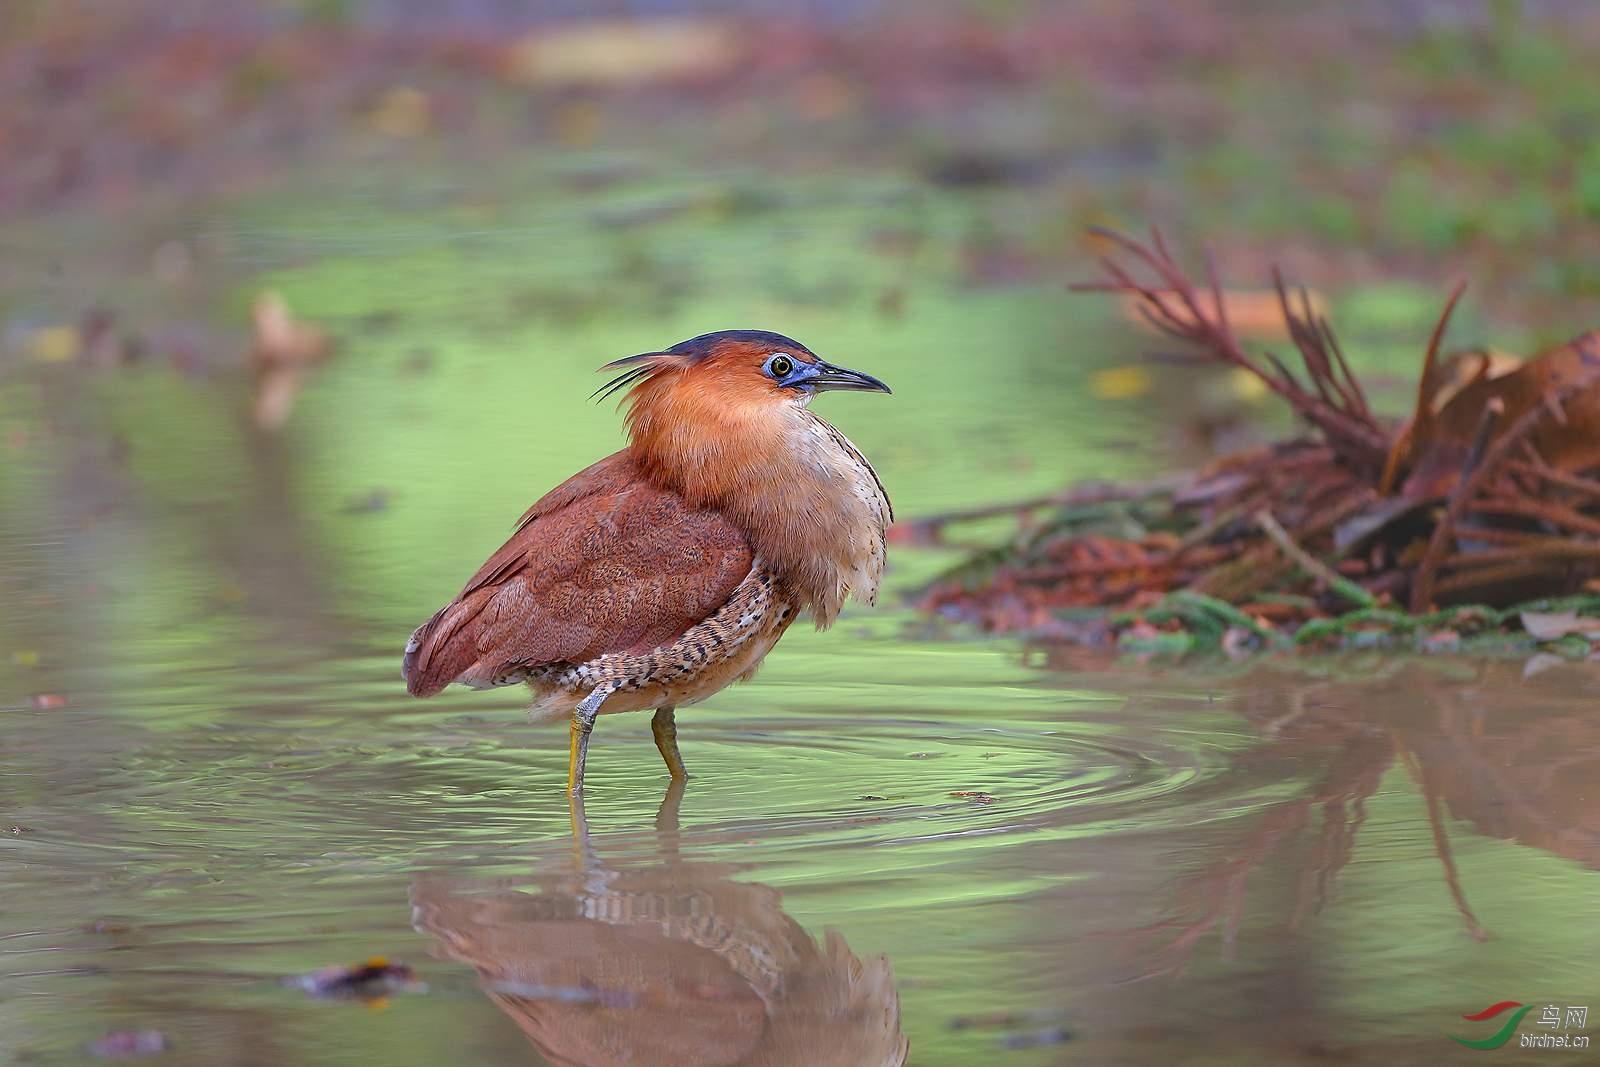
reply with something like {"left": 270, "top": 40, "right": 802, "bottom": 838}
{"left": 766, "top": 354, "right": 794, "bottom": 379}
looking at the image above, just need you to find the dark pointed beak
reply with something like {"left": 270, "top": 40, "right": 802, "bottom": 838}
{"left": 810, "top": 360, "right": 892, "bottom": 395}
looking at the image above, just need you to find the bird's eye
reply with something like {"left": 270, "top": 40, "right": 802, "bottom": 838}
{"left": 765, "top": 354, "right": 794, "bottom": 380}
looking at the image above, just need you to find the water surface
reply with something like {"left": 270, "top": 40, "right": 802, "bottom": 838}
{"left": 4, "top": 163, "right": 1599, "bottom": 1066}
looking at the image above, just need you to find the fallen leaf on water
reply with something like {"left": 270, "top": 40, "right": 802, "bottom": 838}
{"left": 288, "top": 956, "right": 424, "bottom": 1000}
{"left": 1088, "top": 365, "right": 1152, "bottom": 400}
{"left": 502, "top": 19, "right": 738, "bottom": 88}
{"left": 251, "top": 291, "right": 334, "bottom": 431}
{"left": 1227, "top": 365, "right": 1270, "bottom": 402}
{"left": 1519, "top": 610, "right": 1600, "bottom": 641}
{"left": 24, "top": 325, "right": 81, "bottom": 363}
{"left": 252, "top": 292, "right": 333, "bottom": 372}
{"left": 950, "top": 791, "right": 996, "bottom": 804}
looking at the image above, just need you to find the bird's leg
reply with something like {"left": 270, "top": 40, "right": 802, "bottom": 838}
{"left": 654, "top": 777, "right": 685, "bottom": 864}
{"left": 655, "top": 777, "right": 686, "bottom": 833}
{"left": 567, "top": 787, "right": 597, "bottom": 872}
{"left": 568, "top": 685, "right": 611, "bottom": 795}
{"left": 651, "top": 706, "right": 689, "bottom": 780}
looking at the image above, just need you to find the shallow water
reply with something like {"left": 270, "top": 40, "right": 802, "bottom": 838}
{"left": 5, "top": 163, "right": 1600, "bottom": 1065}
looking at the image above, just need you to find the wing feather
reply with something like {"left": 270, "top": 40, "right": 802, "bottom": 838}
{"left": 403, "top": 451, "right": 753, "bottom": 697}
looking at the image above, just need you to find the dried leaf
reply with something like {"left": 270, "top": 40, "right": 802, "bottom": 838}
{"left": 1403, "top": 331, "right": 1600, "bottom": 497}
{"left": 23, "top": 325, "right": 80, "bottom": 363}
{"left": 1425, "top": 347, "right": 1524, "bottom": 415}
{"left": 251, "top": 292, "right": 333, "bottom": 431}
{"left": 251, "top": 292, "right": 332, "bottom": 373}
{"left": 1088, "top": 365, "right": 1152, "bottom": 400}
{"left": 502, "top": 19, "right": 738, "bottom": 88}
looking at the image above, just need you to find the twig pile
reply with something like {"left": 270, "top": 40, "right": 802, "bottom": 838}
{"left": 912, "top": 229, "right": 1600, "bottom": 652}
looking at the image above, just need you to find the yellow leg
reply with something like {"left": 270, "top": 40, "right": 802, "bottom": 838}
{"left": 568, "top": 788, "right": 587, "bottom": 863}
{"left": 567, "top": 722, "right": 588, "bottom": 795}
{"left": 651, "top": 706, "right": 689, "bottom": 780}
{"left": 655, "top": 777, "right": 687, "bottom": 834}
{"left": 567, "top": 686, "right": 609, "bottom": 795}
{"left": 655, "top": 778, "right": 686, "bottom": 863}
{"left": 567, "top": 787, "right": 599, "bottom": 872}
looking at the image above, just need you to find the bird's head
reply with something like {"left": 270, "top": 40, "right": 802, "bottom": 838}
{"left": 595, "top": 329, "right": 890, "bottom": 413}
{"left": 595, "top": 329, "right": 890, "bottom": 502}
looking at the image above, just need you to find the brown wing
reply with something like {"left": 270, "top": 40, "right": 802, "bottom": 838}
{"left": 403, "top": 450, "right": 753, "bottom": 697}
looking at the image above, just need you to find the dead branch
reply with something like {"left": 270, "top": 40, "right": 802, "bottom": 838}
{"left": 1380, "top": 282, "right": 1467, "bottom": 493}
{"left": 1255, "top": 509, "right": 1376, "bottom": 609}
{"left": 1074, "top": 227, "right": 1392, "bottom": 470}
{"left": 919, "top": 230, "right": 1600, "bottom": 647}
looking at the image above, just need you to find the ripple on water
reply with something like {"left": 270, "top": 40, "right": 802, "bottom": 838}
{"left": 10, "top": 653, "right": 1270, "bottom": 899}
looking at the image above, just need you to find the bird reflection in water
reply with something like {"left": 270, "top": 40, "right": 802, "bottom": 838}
{"left": 411, "top": 784, "right": 908, "bottom": 1067}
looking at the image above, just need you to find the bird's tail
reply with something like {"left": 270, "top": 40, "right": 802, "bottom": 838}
{"left": 401, "top": 593, "right": 491, "bottom": 697}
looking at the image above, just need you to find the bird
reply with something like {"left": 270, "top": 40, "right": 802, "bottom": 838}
{"left": 411, "top": 784, "right": 908, "bottom": 1066}
{"left": 402, "top": 330, "right": 892, "bottom": 793}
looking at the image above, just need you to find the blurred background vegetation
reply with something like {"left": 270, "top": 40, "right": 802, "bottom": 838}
{"left": 8, "top": 0, "right": 1600, "bottom": 642}
{"left": 6, "top": 3, "right": 1600, "bottom": 1065}
{"left": 7, "top": 0, "right": 1600, "bottom": 493}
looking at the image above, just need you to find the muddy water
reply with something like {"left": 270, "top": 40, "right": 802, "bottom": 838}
{"left": 4, "top": 166, "right": 1600, "bottom": 1065}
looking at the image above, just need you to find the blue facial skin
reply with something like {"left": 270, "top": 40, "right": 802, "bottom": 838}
{"left": 763, "top": 352, "right": 893, "bottom": 396}
{"left": 766, "top": 354, "right": 823, "bottom": 392}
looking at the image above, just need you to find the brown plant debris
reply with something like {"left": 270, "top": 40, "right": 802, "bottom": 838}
{"left": 912, "top": 228, "right": 1600, "bottom": 655}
